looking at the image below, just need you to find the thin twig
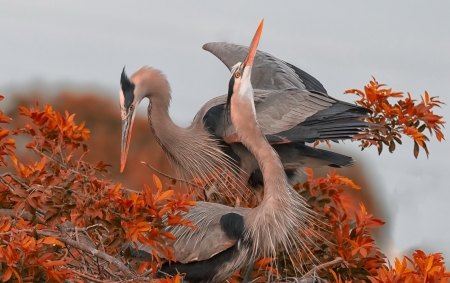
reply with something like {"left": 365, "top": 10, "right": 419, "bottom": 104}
{"left": 94, "top": 229, "right": 105, "bottom": 252}
{"left": 31, "top": 147, "right": 88, "bottom": 178}
{"left": 0, "top": 176, "right": 16, "bottom": 192}
{"left": 75, "top": 227, "right": 88, "bottom": 273}
{"left": 0, "top": 173, "right": 29, "bottom": 190}
{"left": 67, "top": 268, "right": 113, "bottom": 283}
{"left": 0, "top": 208, "right": 45, "bottom": 224}
{"left": 140, "top": 161, "right": 203, "bottom": 189}
{"left": 64, "top": 224, "right": 104, "bottom": 232}
{"left": 49, "top": 185, "right": 87, "bottom": 198}
{"left": 300, "top": 257, "right": 343, "bottom": 280}
{"left": 56, "top": 224, "right": 135, "bottom": 278}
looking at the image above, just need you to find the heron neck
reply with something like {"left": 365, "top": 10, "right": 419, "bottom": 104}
{"left": 147, "top": 94, "right": 187, "bottom": 151}
{"left": 147, "top": 93, "right": 228, "bottom": 184}
{"left": 147, "top": 95, "right": 177, "bottom": 131}
{"left": 230, "top": 97, "right": 290, "bottom": 201}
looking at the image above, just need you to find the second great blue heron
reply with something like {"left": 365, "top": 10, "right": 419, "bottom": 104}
{"left": 119, "top": 32, "right": 370, "bottom": 195}
{"left": 124, "top": 20, "right": 318, "bottom": 283}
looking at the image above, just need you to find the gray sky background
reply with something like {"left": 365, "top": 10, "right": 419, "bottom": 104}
{"left": 1, "top": 1, "right": 449, "bottom": 261}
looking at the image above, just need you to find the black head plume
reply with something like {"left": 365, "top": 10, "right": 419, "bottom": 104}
{"left": 120, "top": 67, "right": 135, "bottom": 110}
{"left": 225, "top": 74, "right": 235, "bottom": 124}
{"left": 121, "top": 67, "right": 131, "bottom": 89}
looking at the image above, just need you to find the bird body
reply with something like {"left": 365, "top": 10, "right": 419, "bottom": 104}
{"left": 196, "top": 88, "right": 367, "bottom": 186}
{"left": 119, "top": 41, "right": 370, "bottom": 194}
{"left": 124, "top": 21, "right": 319, "bottom": 283}
{"left": 120, "top": 67, "right": 367, "bottom": 195}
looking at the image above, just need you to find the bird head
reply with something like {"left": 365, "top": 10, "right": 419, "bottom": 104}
{"left": 226, "top": 19, "right": 264, "bottom": 116}
{"left": 119, "top": 67, "right": 170, "bottom": 172}
{"left": 119, "top": 67, "right": 138, "bottom": 173}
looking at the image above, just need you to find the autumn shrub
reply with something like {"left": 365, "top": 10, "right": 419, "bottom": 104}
{"left": 345, "top": 77, "right": 445, "bottom": 157}
{"left": 0, "top": 77, "right": 447, "bottom": 283}
{"left": 0, "top": 97, "right": 194, "bottom": 282}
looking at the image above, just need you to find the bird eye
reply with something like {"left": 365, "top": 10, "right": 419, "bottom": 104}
{"left": 234, "top": 72, "right": 241, "bottom": 79}
{"left": 129, "top": 105, "right": 134, "bottom": 110}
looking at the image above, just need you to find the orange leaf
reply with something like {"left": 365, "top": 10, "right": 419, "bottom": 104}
{"left": 39, "top": 236, "right": 64, "bottom": 247}
{"left": 157, "top": 190, "right": 174, "bottom": 202}
{"left": 160, "top": 232, "right": 176, "bottom": 240}
{"left": 158, "top": 206, "right": 172, "bottom": 216}
{"left": 360, "top": 248, "right": 367, "bottom": 258}
{"left": 38, "top": 253, "right": 55, "bottom": 263}
{"left": 2, "top": 267, "right": 12, "bottom": 282}
{"left": 153, "top": 174, "right": 162, "bottom": 191}
{"left": 44, "top": 258, "right": 73, "bottom": 267}
{"left": 10, "top": 267, "right": 22, "bottom": 283}
{"left": 168, "top": 213, "right": 182, "bottom": 225}
{"left": 256, "top": 257, "right": 275, "bottom": 267}
{"left": 337, "top": 176, "right": 361, "bottom": 190}
{"left": 138, "top": 262, "right": 151, "bottom": 274}
{"left": 148, "top": 227, "right": 160, "bottom": 238}
{"left": 425, "top": 256, "right": 433, "bottom": 272}
{"left": 0, "top": 221, "right": 11, "bottom": 232}
{"left": 137, "top": 222, "right": 152, "bottom": 232}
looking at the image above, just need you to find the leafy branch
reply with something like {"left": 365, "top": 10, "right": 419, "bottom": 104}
{"left": 345, "top": 77, "right": 445, "bottom": 157}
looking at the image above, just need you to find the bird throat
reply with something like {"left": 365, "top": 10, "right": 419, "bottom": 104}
{"left": 147, "top": 97, "right": 242, "bottom": 197}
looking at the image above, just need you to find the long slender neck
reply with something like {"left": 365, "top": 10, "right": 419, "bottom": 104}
{"left": 146, "top": 87, "right": 237, "bottom": 189}
{"left": 147, "top": 94, "right": 181, "bottom": 138}
{"left": 146, "top": 92, "right": 197, "bottom": 164}
{"left": 132, "top": 68, "right": 185, "bottom": 145}
{"left": 230, "top": 95, "right": 290, "bottom": 201}
{"left": 230, "top": 86, "right": 318, "bottom": 267}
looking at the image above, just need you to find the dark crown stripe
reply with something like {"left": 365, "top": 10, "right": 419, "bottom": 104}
{"left": 121, "top": 68, "right": 135, "bottom": 110}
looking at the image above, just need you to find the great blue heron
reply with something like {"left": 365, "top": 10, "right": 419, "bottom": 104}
{"left": 123, "top": 20, "right": 318, "bottom": 283}
{"left": 119, "top": 31, "right": 370, "bottom": 194}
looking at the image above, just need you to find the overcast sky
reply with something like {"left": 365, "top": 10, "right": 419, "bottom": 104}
{"left": 1, "top": 1, "right": 449, "bottom": 261}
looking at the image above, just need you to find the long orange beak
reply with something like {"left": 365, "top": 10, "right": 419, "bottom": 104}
{"left": 243, "top": 19, "right": 264, "bottom": 68}
{"left": 120, "top": 110, "right": 135, "bottom": 172}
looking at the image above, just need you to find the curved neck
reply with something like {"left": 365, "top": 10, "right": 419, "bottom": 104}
{"left": 147, "top": 94, "right": 179, "bottom": 135}
{"left": 147, "top": 94, "right": 190, "bottom": 158}
{"left": 146, "top": 93, "right": 235, "bottom": 186}
{"left": 230, "top": 96, "right": 289, "bottom": 201}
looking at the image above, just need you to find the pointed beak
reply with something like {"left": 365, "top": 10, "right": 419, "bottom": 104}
{"left": 121, "top": 109, "right": 135, "bottom": 173}
{"left": 243, "top": 19, "right": 264, "bottom": 69}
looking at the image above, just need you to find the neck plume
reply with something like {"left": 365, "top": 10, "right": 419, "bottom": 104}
{"left": 230, "top": 94, "right": 319, "bottom": 271}
{"left": 134, "top": 68, "right": 243, "bottom": 198}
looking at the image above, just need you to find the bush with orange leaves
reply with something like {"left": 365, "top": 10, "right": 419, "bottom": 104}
{"left": 0, "top": 77, "right": 447, "bottom": 283}
{"left": 345, "top": 77, "right": 445, "bottom": 157}
{"left": 0, "top": 96, "right": 194, "bottom": 282}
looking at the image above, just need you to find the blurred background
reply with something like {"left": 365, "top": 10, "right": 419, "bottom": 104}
{"left": 1, "top": 1, "right": 449, "bottom": 263}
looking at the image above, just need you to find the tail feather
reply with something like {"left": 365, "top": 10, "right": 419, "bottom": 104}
{"left": 272, "top": 100, "right": 370, "bottom": 143}
{"left": 248, "top": 143, "right": 353, "bottom": 187}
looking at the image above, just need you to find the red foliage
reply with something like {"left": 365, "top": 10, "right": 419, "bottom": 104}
{"left": 345, "top": 78, "right": 445, "bottom": 157}
{"left": 295, "top": 169, "right": 386, "bottom": 281}
{"left": 0, "top": 95, "right": 16, "bottom": 167}
{"left": 0, "top": 98, "right": 194, "bottom": 282}
{"left": 0, "top": 77, "right": 447, "bottom": 283}
{"left": 368, "top": 250, "right": 450, "bottom": 283}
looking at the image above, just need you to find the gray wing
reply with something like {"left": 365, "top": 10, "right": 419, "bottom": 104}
{"left": 126, "top": 202, "right": 248, "bottom": 264}
{"left": 253, "top": 89, "right": 335, "bottom": 135}
{"left": 203, "top": 42, "right": 327, "bottom": 93}
{"left": 198, "top": 42, "right": 369, "bottom": 142}
{"left": 195, "top": 90, "right": 368, "bottom": 143}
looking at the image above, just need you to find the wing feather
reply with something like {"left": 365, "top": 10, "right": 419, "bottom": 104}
{"left": 203, "top": 42, "right": 327, "bottom": 93}
{"left": 196, "top": 43, "right": 370, "bottom": 143}
{"left": 126, "top": 203, "right": 249, "bottom": 264}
